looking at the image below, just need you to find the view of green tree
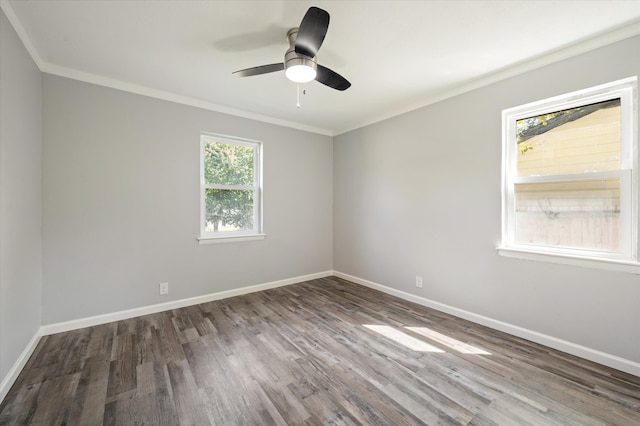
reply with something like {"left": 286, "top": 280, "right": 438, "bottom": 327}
{"left": 203, "top": 142, "right": 255, "bottom": 232}
{"left": 204, "top": 143, "right": 254, "bottom": 185}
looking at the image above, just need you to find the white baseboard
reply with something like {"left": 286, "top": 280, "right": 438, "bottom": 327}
{"left": 2, "top": 271, "right": 332, "bottom": 404}
{"left": 4, "top": 268, "right": 636, "bottom": 406}
{"left": 41, "top": 271, "right": 333, "bottom": 336}
{"left": 0, "top": 328, "right": 42, "bottom": 403}
{"left": 333, "top": 271, "right": 640, "bottom": 377}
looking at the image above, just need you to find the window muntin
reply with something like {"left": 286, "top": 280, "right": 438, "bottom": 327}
{"left": 501, "top": 77, "right": 637, "bottom": 265}
{"left": 200, "top": 134, "right": 262, "bottom": 238}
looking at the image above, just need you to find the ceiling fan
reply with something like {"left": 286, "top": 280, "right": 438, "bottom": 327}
{"left": 232, "top": 6, "right": 351, "bottom": 91}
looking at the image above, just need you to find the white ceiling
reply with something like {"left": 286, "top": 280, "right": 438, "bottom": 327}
{"left": 3, "top": 0, "right": 640, "bottom": 135}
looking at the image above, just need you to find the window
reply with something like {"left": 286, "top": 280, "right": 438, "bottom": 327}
{"left": 199, "top": 133, "right": 263, "bottom": 242}
{"left": 500, "top": 77, "right": 638, "bottom": 272}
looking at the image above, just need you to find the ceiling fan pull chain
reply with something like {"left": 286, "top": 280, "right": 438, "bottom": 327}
{"left": 297, "top": 83, "right": 301, "bottom": 108}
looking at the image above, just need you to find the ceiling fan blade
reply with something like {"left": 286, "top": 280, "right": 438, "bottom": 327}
{"left": 232, "top": 63, "right": 284, "bottom": 77}
{"left": 295, "top": 7, "right": 329, "bottom": 58}
{"left": 316, "top": 65, "right": 351, "bottom": 91}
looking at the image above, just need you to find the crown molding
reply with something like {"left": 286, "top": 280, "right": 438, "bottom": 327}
{"left": 1, "top": 0, "right": 43, "bottom": 68}
{"left": 0, "top": 0, "right": 333, "bottom": 137}
{"left": 334, "top": 19, "right": 640, "bottom": 136}
{"left": 3, "top": 0, "right": 639, "bottom": 138}
{"left": 41, "top": 62, "right": 334, "bottom": 136}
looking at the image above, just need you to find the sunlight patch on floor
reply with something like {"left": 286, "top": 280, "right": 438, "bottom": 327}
{"left": 405, "top": 326, "right": 491, "bottom": 355}
{"left": 363, "top": 325, "right": 445, "bottom": 353}
{"left": 363, "top": 324, "right": 491, "bottom": 355}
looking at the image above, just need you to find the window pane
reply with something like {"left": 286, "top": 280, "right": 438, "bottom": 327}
{"left": 517, "top": 99, "right": 621, "bottom": 177}
{"left": 205, "top": 189, "right": 254, "bottom": 232}
{"left": 514, "top": 179, "right": 620, "bottom": 252}
{"left": 203, "top": 142, "right": 254, "bottom": 185}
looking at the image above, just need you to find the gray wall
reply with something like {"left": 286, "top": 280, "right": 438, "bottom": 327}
{"left": 41, "top": 75, "right": 333, "bottom": 324}
{"left": 334, "top": 36, "right": 640, "bottom": 363}
{"left": 2, "top": 7, "right": 639, "bottom": 389}
{"left": 0, "top": 10, "right": 43, "bottom": 382}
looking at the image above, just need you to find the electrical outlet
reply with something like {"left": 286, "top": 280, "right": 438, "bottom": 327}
{"left": 159, "top": 282, "right": 169, "bottom": 295}
{"left": 415, "top": 276, "right": 423, "bottom": 288}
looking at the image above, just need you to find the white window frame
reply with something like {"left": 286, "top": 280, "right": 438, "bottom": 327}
{"left": 198, "top": 133, "right": 264, "bottom": 244}
{"left": 498, "top": 77, "right": 639, "bottom": 273}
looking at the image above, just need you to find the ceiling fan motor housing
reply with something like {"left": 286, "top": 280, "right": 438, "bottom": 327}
{"left": 285, "top": 28, "right": 317, "bottom": 82}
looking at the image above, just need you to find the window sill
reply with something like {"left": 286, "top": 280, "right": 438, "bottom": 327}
{"left": 198, "top": 234, "right": 266, "bottom": 245}
{"left": 497, "top": 246, "right": 640, "bottom": 274}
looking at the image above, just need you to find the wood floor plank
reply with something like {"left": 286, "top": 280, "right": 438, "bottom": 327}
{"left": 70, "top": 377, "right": 109, "bottom": 426}
{"left": 29, "top": 373, "right": 80, "bottom": 425}
{"left": 66, "top": 353, "right": 110, "bottom": 426}
{"left": 166, "top": 359, "right": 210, "bottom": 425}
{"left": 2, "top": 276, "right": 639, "bottom": 425}
{"left": 106, "top": 332, "right": 136, "bottom": 399}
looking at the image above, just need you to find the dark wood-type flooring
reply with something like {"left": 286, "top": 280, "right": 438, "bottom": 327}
{"left": 1, "top": 276, "right": 639, "bottom": 425}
